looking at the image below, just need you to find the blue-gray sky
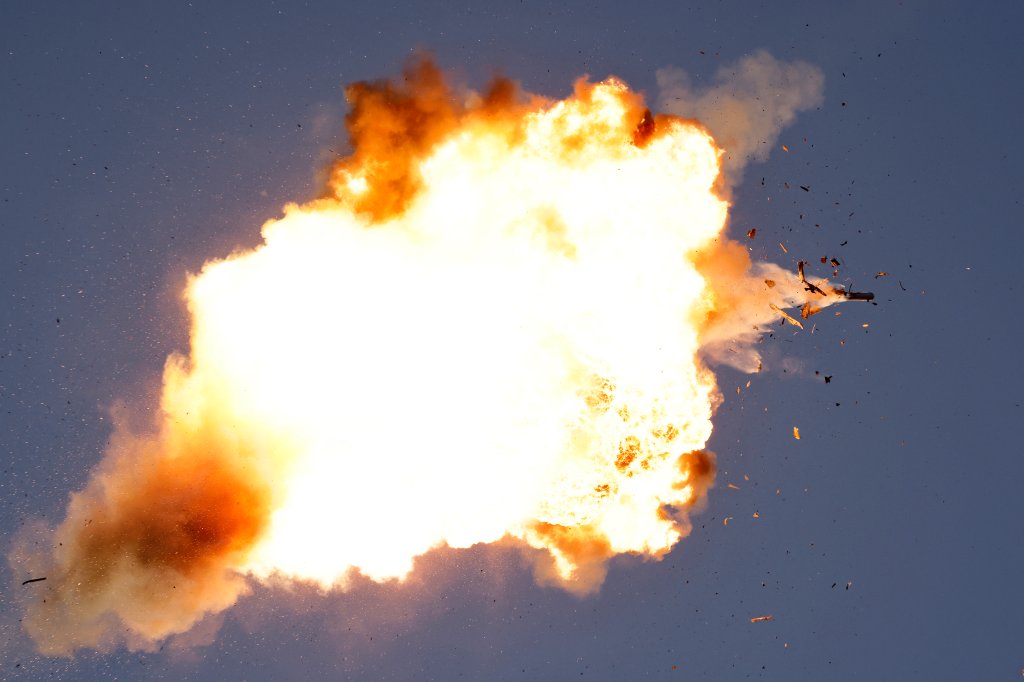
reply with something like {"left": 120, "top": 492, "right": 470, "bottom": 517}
{"left": 2, "top": 1, "right": 1022, "bottom": 679}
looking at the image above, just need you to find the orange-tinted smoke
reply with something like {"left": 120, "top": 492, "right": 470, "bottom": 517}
{"left": 328, "top": 55, "right": 532, "bottom": 221}
{"left": 19, "top": 410, "right": 276, "bottom": 655}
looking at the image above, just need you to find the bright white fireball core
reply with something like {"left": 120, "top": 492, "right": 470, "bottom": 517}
{"left": 177, "top": 80, "right": 725, "bottom": 587}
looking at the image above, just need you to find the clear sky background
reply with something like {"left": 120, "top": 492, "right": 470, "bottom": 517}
{"left": 2, "top": 1, "right": 1022, "bottom": 679}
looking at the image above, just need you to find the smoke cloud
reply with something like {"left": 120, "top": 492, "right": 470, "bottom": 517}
{"left": 656, "top": 50, "right": 825, "bottom": 186}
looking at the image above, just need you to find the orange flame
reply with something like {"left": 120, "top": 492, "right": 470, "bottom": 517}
{"left": 15, "top": 56, "right": 843, "bottom": 655}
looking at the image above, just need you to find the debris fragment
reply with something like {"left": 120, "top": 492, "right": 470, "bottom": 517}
{"left": 800, "top": 302, "right": 823, "bottom": 319}
{"left": 874, "top": 271, "right": 889, "bottom": 278}
{"left": 797, "top": 261, "right": 826, "bottom": 296}
{"left": 747, "top": 228, "right": 757, "bottom": 239}
{"left": 778, "top": 242, "right": 788, "bottom": 254}
{"left": 832, "top": 287, "right": 875, "bottom": 302}
{"left": 769, "top": 303, "right": 804, "bottom": 329}
{"left": 824, "top": 375, "right": 832, "bottom": 384}
{"left": 782, "top": 145, "right": 790, "bottom": 152}
{"left": 751, "top": 615, "right": 774, "bottom": 623}
{"left": 830, "top": 258, "right": 840, "bottom": 267}
{"left": 792, "top": 426, "right": 800, "bottom": 440}
{"left": 723, "top": 517, "right": 732, "bottom": 526}
{"left": 799, "top": 185, "right": 810, "bottom": 192}
{"left": 633, "top": 108, "right": 656, "bottom": 146}
{"left": 22, "top": 577, "right": 46, "bottom": 586}
{"left": 764, "top": 279, "right": 776, "bottom": 288}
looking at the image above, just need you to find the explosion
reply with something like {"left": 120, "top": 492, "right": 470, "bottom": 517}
{"left": 13, "top": 55, "right": 845, "bottom": 655}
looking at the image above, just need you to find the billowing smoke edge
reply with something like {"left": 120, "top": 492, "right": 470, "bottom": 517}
{"left": 656, "top": 50, "right": 825, "bottom": 188}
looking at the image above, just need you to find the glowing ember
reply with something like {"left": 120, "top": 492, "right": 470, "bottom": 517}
{"left": 15, "top": 57, "right": 843, "bottom": 655}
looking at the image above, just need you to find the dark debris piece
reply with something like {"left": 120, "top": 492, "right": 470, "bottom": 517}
{"left": 22, "top": 577, "right": 46, "bottom": 586}
{"left": 633, "top": 109, "right": 656, "bottom": 147}
{"left": 836, "top": 289, "right": 875, "bottom": 301}
{"left": 797, "top": 261, "right": 826, "bottom": 296}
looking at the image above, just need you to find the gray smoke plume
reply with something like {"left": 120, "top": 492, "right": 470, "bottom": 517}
{"left": 656, "top": 50, "right": 824, "bottom": 187}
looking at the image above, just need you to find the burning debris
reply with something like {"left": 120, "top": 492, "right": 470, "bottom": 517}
{"left": 12, "top": 55, "right": 850, "bottom": 656}
{"left": 800, "top": 302, "right": 823, "bottom": 319}
{"left": 769, "top": 303, "right": 805, "bottom": 330}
